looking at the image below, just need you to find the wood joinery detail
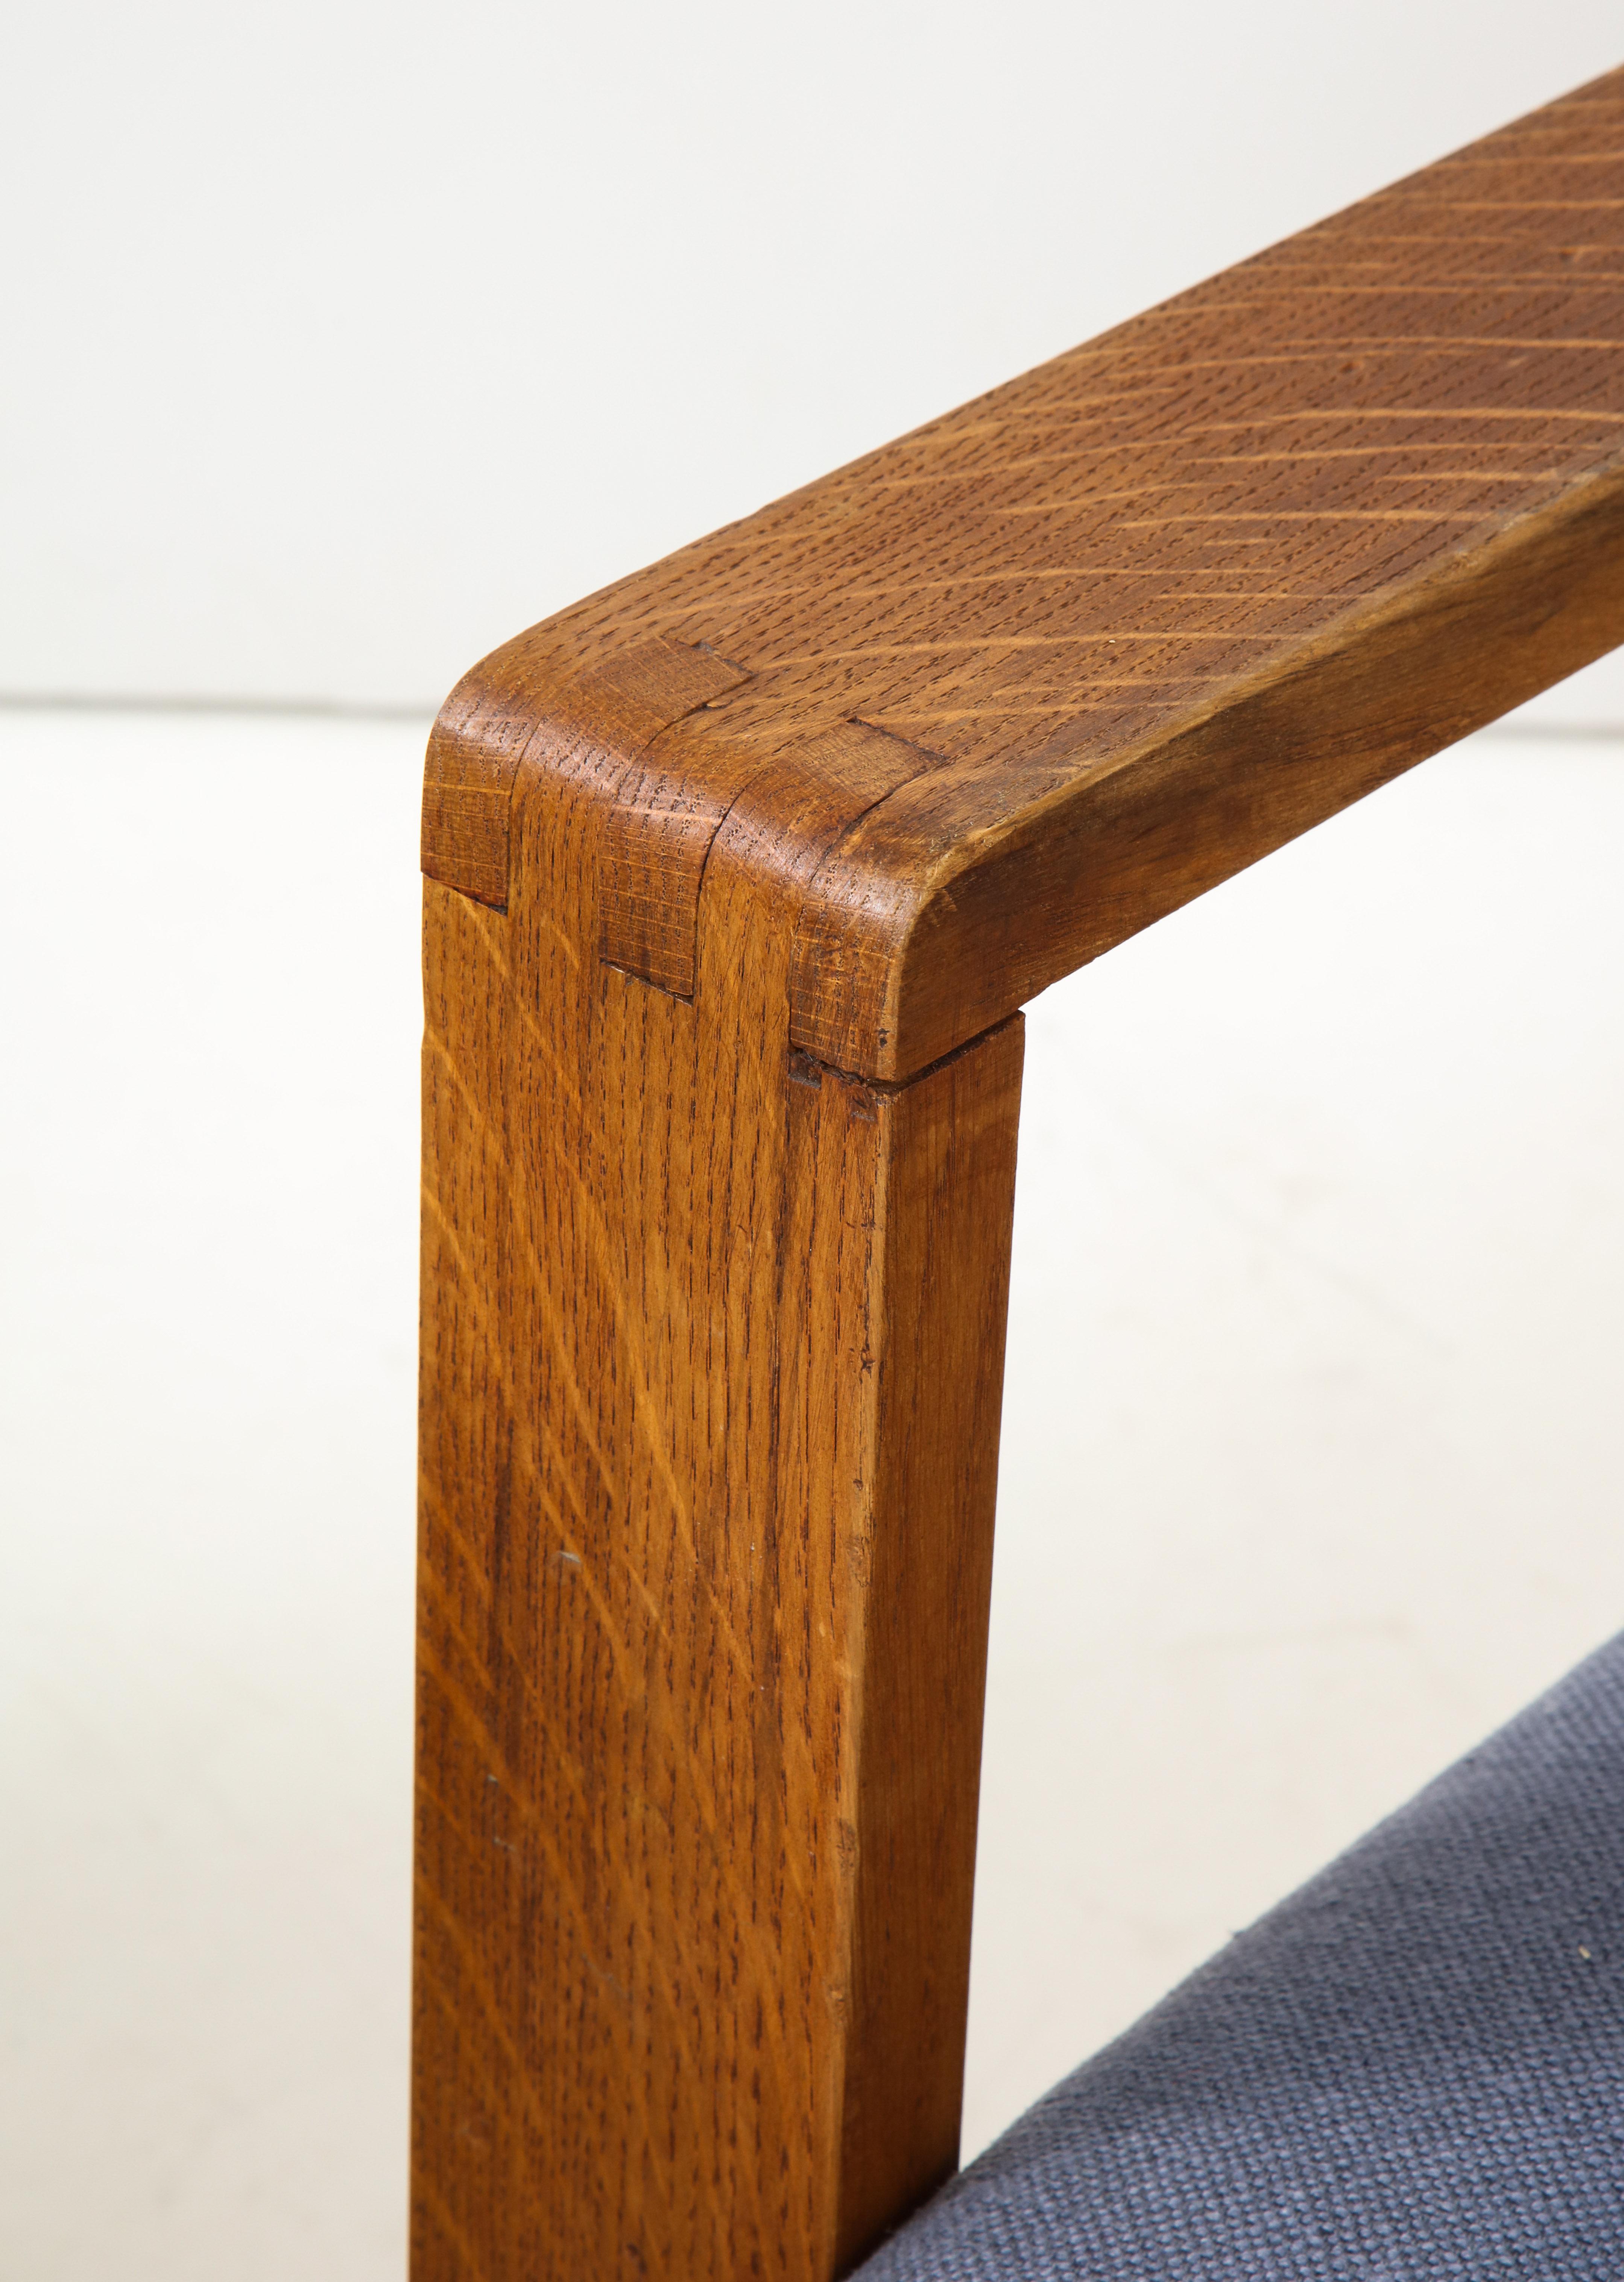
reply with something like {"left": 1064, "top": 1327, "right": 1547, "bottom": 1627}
{"left": 415, "top": 63, "right": 1624, "bottom": 2282}
{"left": 421, "top": 634, "right": 751, "bottom": 912}
{"left": 413, "top": 711, "right": 1024, "bottom": 2277}
{"left": 427, "top": 68, "right": 1624, "bottom": 1077}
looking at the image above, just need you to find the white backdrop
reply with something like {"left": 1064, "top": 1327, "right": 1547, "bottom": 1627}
{"left": 6, "top": 10, "right": 1624, "bottom": 2277}
{"left": 6, "top": 0, "right": 1624, "bottom": 705}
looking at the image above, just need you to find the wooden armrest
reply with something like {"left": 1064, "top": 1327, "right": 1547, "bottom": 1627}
{"left": 424, "top": 67, "right": 1624, "bottom": 1084}
{"left": 413, "top": 67, "right": 1624, "bottom": 2282}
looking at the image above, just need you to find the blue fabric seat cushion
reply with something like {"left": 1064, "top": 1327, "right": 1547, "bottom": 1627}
{"left": 855, "top": 1631, "right": 1624, "bottom": 2279}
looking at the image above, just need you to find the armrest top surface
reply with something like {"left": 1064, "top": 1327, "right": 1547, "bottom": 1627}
{"left": 427, "top": 67, "right": 1624, "bottom": 1079}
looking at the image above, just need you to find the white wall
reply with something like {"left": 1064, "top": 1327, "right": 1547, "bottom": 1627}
{"left": 5, "top": 0, "right": 1623, "bottom": 706}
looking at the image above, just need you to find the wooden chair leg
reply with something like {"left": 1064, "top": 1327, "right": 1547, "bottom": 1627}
{"left": 412, "top": 746, "right": 1024, "bottom": 2279}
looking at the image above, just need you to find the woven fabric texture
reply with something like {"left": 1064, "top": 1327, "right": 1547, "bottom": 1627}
{"left": 855, "top": 1632, "right": 1624, "bottom": 2280}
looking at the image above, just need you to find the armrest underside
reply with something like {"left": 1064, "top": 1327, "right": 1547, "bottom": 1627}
{"left": 425, "top": 67, "right": 1624, "bottom": 1081}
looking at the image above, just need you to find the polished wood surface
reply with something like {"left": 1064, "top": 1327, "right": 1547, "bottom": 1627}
{"left": 424, "top": 67, "right": 1624, "bottom": 1079}
{"left": 414, "top": 739, "right": 1022, "bottom": 2276}
{"left": 414, "top": 64, "right": 1624, "bottom": 2282}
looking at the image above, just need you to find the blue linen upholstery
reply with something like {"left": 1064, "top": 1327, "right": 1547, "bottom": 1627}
{"left": 855, "top": 1633, "right": 1624, "bottom": 2279}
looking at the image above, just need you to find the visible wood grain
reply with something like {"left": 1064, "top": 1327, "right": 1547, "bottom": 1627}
{"left": 413, "top": 684, "right": 1023, "bottom": 2279}
{"left": 415, "top": 62, "right": 1624, "bottom": 2281}
{"left": 823, "top": 1031, "right": 1023, "bottom": 2265}
{"left": 790, "top": 460, "right": 1624, "bottom": 1070}
{"left": 427, "top": 68, "right": 1624, "bottom": 1073}
{"left": 421, "top": 635, "right": 749, "bottom": 910}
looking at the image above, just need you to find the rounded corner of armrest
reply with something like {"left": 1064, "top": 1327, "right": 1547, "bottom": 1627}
{"left": 418, "top": 626, "right": 603, "bottom": 911}
{"left": 788, "top": 835, "right": 993, "bottom": 1086}
{"left": 424, "top": 621, "right": 761, "bottom": 934}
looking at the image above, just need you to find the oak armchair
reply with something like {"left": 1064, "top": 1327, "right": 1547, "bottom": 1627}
{"left": 413, "top": 66, "right": 1624, "bottom": 2279}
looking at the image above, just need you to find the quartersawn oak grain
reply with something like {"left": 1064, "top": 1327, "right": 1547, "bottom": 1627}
{"left": 421, "top": 635, "right": 750, "bottom": 912}
{"left": 414, "top": 63, "right": 1624, "bottom": 2282}
{"left": 424, "top": 67, "right": 1624, "bottom": 1076}
{"left": 413, "top": 716, "right": 1023, "bottom": 2278}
